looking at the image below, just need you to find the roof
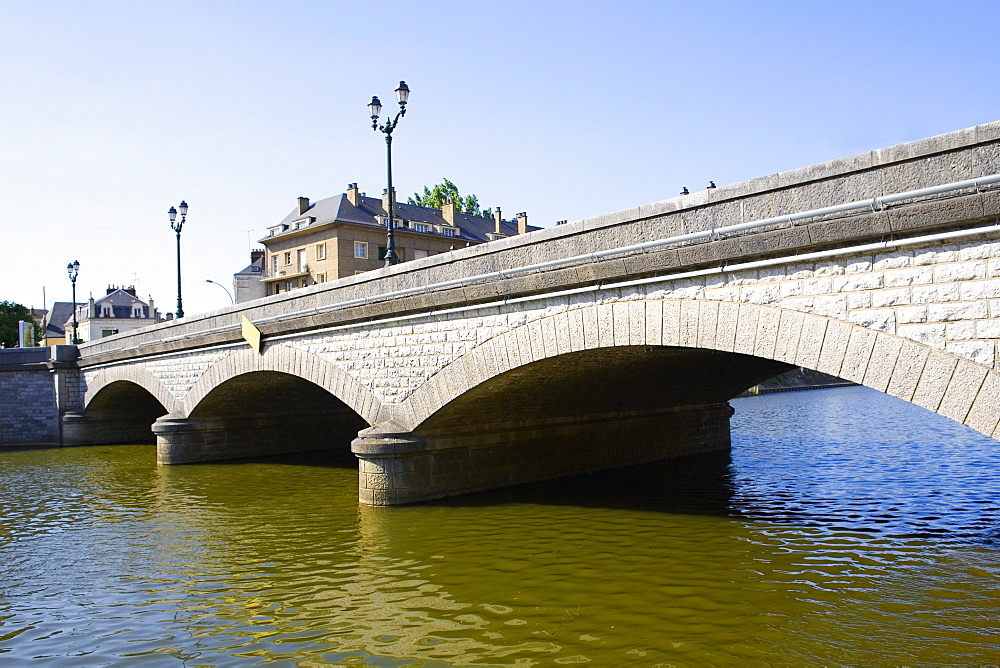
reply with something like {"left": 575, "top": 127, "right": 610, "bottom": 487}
{"left": 88, "top": 290, "right": 152, "bottom": 320}
{"left": 44, "top": 302, "right": 79, "bottom": 337}
{"left": 261, "top": 192, "right": 540, "bottom": 245}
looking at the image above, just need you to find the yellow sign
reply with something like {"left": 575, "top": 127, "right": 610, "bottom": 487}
{"left": 241, "top": 315, "right": 262, "bottom": 354}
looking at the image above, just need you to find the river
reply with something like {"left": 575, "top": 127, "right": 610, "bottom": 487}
{"left": 1, "top": 386, "right": 998, "bottom": 665}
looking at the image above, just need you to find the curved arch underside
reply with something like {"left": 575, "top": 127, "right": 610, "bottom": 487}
{"left": 75, "top": 379, "right": 169, "bottom": 445}
{"left": 399, "top": 300, "right": 1000, "bottom": 441}
{"left": 418, "top": 346, "right": 792, "bottom": 431}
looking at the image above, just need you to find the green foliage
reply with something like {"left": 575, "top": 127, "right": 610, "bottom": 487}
{"left": 0, "top": 300, "right": 42, "bottom": 348}
{"left": 407, "top": 178, "right": 493, "bottom": 219}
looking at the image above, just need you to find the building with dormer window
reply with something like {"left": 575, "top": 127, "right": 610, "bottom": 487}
{"left": 64, "top": 286, "right": 161, "bottom": 343}
{"left": 246, "top": 184, "right": 538, "bottom": 299}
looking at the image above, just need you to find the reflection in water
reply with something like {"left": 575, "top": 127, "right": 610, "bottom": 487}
{"left": 0, "top": 386, "right": 998, "bottom": 664}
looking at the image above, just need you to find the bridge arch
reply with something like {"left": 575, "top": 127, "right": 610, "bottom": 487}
{"left": 182, "top": 345, "right": 381, "bottom": 424}
{"left": 85, "top": 364, "right": 178, "bottom": 414}
{"left": 398, "top": 299, "right": 1000, "bottom": 440}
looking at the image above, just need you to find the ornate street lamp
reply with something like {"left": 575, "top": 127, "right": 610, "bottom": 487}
{"left": 168, "top": 200, "right": 188, "bottom": 318}
{"left": 369, "top": 80, "right": 410, "bottom": 267}
{"left": 66, "top": 260, "right": 80, "bottom": 344}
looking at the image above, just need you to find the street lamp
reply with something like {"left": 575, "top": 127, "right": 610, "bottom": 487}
{"left": 168, "top": 200, "right": 188, "bottom": 318}
{"left": 66, "top": 260, "right": 80, "bottom": 344}
{"left": 205, "top": 279, "right": 234, "bottom": 304}
{"left": 369, "top": 80, "right": 410, "bottom": 267}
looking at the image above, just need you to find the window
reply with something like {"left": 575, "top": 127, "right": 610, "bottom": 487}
{"left": 441, "top": 227, "right": 457, "bottom": 237}
{"left": 413, "top": 223, "right": 429, "bottom": 233}
{"left": 286, "top": 281, "right": 295, "bottom": 292}
{"left": 101, "top": 328, "right": 119, "bottom": 337}
{"left": 315, "top": 243, "right": 326, "bottom": 260}
{"left": 297, "top": 248, "right": 306, "bottom": 272}
{"left": 317, "top": 273, "right": 326, "bottom": 283}
{"left": 284, "top": 252, "right": 292, "bottom": 265}
{"left": 377, "top": 246, "right": 387, "bottom": 261}
{"left": 272, "top": 255, "right": 279, "bottom": 274}
{"left": 354, "top": 242, "right": 368, "bottom": 259}
{"left": 414, "top": 249, "right": 428, "bottom": 260}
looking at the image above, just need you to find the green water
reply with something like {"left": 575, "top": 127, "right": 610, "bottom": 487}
{"left": 1, "top": 386, "right": 999, "bottom": 665}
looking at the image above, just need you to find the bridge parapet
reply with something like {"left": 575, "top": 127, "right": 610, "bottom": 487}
{"left": 77, "top": 122, "right": 1000, "bottom": 366}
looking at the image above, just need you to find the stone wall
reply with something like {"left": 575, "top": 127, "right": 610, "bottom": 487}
{"left": 0, "top": 366, "right": 59, "bottom": 446}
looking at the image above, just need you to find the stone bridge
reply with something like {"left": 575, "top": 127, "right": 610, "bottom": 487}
{"left": 5, "top": 122, "right": 1000, "bottom": 504}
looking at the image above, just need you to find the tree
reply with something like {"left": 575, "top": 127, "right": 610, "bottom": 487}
{"left": 0, "top": 301, "right": 42, "bottom": 348}
{"left": 407, "top": 178, "right": 493, "bottom": 219}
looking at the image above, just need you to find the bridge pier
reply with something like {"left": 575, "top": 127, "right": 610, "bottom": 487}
{"left": 352, "top": 403, "right": 735, "bottom": 505}
{"left": 62, "top": 411, "right": 158, "bottom": 446}
{"left": 153, "top": 411, "right": 362, "bottom": 465}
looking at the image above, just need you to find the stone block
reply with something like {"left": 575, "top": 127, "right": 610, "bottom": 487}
{"left": 676, "top": 238, "right": 741, "bottom": 266}
{"left": 679, "top": 300, "right": 700, "bottom": 347}
{"left": 873, "top": 251, "right": 913, "bottom": 271}
{"left": 976, "top": 319, "right": 1000, "bottom": 339}
{"left": 935, "top": 261, "right": 987, "bottom": 283}
{"left": 741, "top": 283, "right": 781, "bottom": 305}
{"left": 661, "top": 300, "right": 681, "bottom": 346}
{"left": 623, "top": 249, "right": 680, "bottom": 276}
{"left": 896, "top": 305, "right": 928, "bottom": 324}
{"left": 959, "top": 278, "right": 1000, "bottom": 300}
{"left": 697, "top": 300, "right": 720, "bottom": 350}
{"left": 597, "top": 303, "right": 615, "bottom": 348}
{"left": 813, "top": 295, "right": 848, "bottom": 320}
{"left": 898, "top": 322, "right": 946, "bottom": 349}
{"left": 715, "top": 301, "right": 740, "bottom": 352}
{"left": 927, "top": 301, "right": 989, "bottom": 322}
{"left": 738, "top": 227, "right": 812, "bottom": 257}
{"left": 913, "top": 247, "right": 959, "bottom": 265}
{"left": 848, "top": 292, "right": 871, "bottom": 310}
{"left": 840, "top": 328, "right": 878, "bottom": 383}
{"left": 802, "top": 278, "right": 834, "bottom": 296}
{"left": 946, "top": 340, "right": 995, "bottom": 367}
{"left": 872, "top": 288, "right": 910, "bottom": 308}
{"left": 862, "top": 334, "right": 903, "bottom": 393}
{"left": 938, "top": 359, "right": 989, "bottom": 424}
{"left": 733, "top": 303, "right": 760, "bottom": 355}
{"left": 753, "top": 307, "right": 781, "bottom": 360}
{"left": 582, "top": 305, "right": 601, "bottom": 350}
{"left": 773, "top": 309, "right": 805, "bottom": 365}
{"left": 888, "top": 193, "right": 985, "bottom": 233}
{"left": 848, "top": 308, "right": 896, "bottom": 333}
{"left": 817, "top": 319, "right": 852, "bottom": 377}
{"left": 886, "top": 340, "right": 930, "bottom": 402}
{"left": 644, "top": 300, "right": 663, "bottom": 346}
{"left": 911, "top": 350, "right": 959, "bottom": 413}
{"left": 612, "top": 301, "right": 632, "bottom": 347}
{"left": 964, "top": 371, "right": 1000, "bottom": 437}
{"left": 912, "top": 283, "right": 960, "bottom": 304}
{"left": 946, "top": 321, "right": 976, "bottom": 340}
{"left": 833, "top": 273, "right": 885, "bottom": 293}
{"left": 795, "top": 315, "right": 827, "bottom": 370}
{"left": 885, "top": 266, "right": 934, "bottom": 287}
{"left": 958, "top": 239, "right": 1000, "bottom": 260}
{"left": 807, "top": 211, "right": 890, "bottom": 245}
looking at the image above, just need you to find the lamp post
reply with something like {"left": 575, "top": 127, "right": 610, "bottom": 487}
{"left": 205, "top": 279, "right": 234, "bottom": 304}
{"left": 368, "top": 80, "right": 410, "bottom": 267}
{"left": 168, "top": 200, "right": 188, "bottom": 318}
{"left": 66, "top": 260, "right": 80, "bottom": 344}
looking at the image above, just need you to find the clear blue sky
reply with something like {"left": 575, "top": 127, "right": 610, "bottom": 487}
{"left": 2, "top": 0, "right": 998, "bottom": 316}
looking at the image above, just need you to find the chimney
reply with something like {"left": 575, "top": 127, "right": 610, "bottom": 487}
{"left": 381, "top": 187, "right": 396, "bottom": 217}
{"left": 124, "top": 286, "right": 136, "bottom": 297}
{"left": 346, "top": 183, "right": 360, "bottom": 206}
{"left": 516, "top": 212, "right": 528, "bottom": 235}
{"left": 494, "top": 208, "right": 503, "bottom": 235}
{"left": 297, "top": 196, "right": 310, "bottom": 215}
{"left": 87, "top": 295, "right": 95, "bottom": 319}
{"left": 251, "top": 249, "right": 265, "bottom": 263}
{"left": 442, "top": 198, "right": 456, "bottom": 225}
